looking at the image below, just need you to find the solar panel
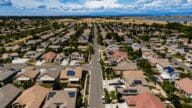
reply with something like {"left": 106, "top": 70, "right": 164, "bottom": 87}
{"left": 68, "top": 92, "right": 76, "bottom": 98}
{"left": 133, "top": 80, "right": 142, "bottom": 85}
{"left": 128, "top": 89, "right": 137, "bottom": 93}
{"left": 67, "top": 70, "right": 75, "bottom": 76}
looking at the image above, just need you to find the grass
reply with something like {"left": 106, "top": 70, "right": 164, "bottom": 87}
{"left": 4, "top": 35, "right": 32, "bottom": 46}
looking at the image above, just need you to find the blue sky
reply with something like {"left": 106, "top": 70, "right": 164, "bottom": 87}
{"left": 0, "top": 0, "right": 192, "bottom": 16}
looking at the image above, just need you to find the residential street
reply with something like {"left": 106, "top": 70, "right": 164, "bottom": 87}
{"left": 84, "top": 24, "right": 104, "bottom": 108}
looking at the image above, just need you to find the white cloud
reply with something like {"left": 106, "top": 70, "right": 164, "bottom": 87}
{"left": 0, "top": 0, "right": 192, "bottom": 13}
{"left": 84, "top": 0, "right": 122, "bottom": 9}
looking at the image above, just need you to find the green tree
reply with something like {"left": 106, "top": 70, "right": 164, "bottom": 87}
{"left": 0, "top": 47, "right": 5, "bottom": 54}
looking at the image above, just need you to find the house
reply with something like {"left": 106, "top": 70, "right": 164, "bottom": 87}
{"left": 12, "top": 58, "right": 29, "bottom": 64}
{"left": 12, "top": 85, "right": 50, "bottom": 108}
{"left": 156, "top": 59, "right": 171, "bottom": 72}
{"left": 112, "top": 61, "right": 137, "bottom": 71}
{"left": 132, "top": 43, "right": 141, "bottom": 51}
{"left": 160, "top": 66, "right": 180, "bottom": 82}
{"left": 49, "top": 45, "right": 60, "bottom": 51}
{"left": 176, "top": 78, "right": 192, "bottom": 98}
{"left": 37, "top": 69, "right": 61, "bottom": 83}
{"left": 43, "top": 88, "right": 77, "bottom": 108}
{"left": 5, "top": 45, "right": 20, "bottom": 51}
{"left": 107, "top": 51, "right": 128, "bottom": 63}
{"left": 60, "top": 67, "right": 82, "bottom": 86}
{"left": 78, "top": 35, "right": 89, "bottom": 45}
{"left": 2, "top": 53, "right": 19, "bottom": 60}
{"left": 103, "top": 78, "right": 125, "bottom": 92}
{"left": 78, "top": 45, "right": 87, "bottom": 52}
{"left": 125, "top": 92, "right": 165, "bottom": 108}
{"left": 105, "top": 44, "right": 119, "bottom": 52}
{"left": 14, "top": 67, "right": 40, "bottom": 83}
{"left": 61, "top": 58, "right": 70, "bottom": 66}
{"left": 0, "top": 84, "right": 22, "bottom": 108}
{"left": 105, "top": 103, "right": 128, "bottom": 108}
{"left": 54, "top": 53, "right": 65, "bottom": 63}
{"left": 42, "top": 51, "right": 57, "bottom": 62}
{"left": 0, "top": 65, "right": 23, "bottom": 85}
{"left": 70, "top": 52, "right": 82, "bottom": 61}
{"left": 24, "top": 51, "right": 42, "bottom": 61}
{"left": 122, "top": 70, "right": 147, "bottom": 87}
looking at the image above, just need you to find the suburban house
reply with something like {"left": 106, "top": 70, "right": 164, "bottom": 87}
{"left": 14, "top": 67, "right": 40, "bottom": 83}
{"left": 112, "top": 61, "right": 138, "bottom": 72}
{"left": 24, "top": 51, "right": 43, "bottom": 61}
{"left": 156, "top": 59, "right": 171, "bottom": 72}
{"left": 43, "top": 88, "right": 77, "bottom": 108}
{"left": 132, "top": 43, "right": 141, "bottom": 51}
{"left": 0, "top": 64, "right": 26, "bottom": 85}
{"left": 70, "top": 52, "right": 82, "bottom": 61}
{"left": 107, "top": 51, "right": 128, "bottom": 64}
{"left": 105, "top": 44, "right": 119, "bottom": 53}
{"left": 37, "top": 69, "right": 61, "bottom": 83}
{"left": 122, "top": 70, "right": 147, "bottom": 87}
{"left": 103, "top": 78, "right": 125, "bottom": 92}
{"left": 175, "top": 78, "right": 192, "bottom": 98}
{"left": 160, "top": 66, "right": 180, "bottom": 82}
{"left": 0, "top": 84, "right": 22, "bottom": 108}
{"left": 60, "top": 67, "right": 82, "bottom": 86}
{"left": 42, "top": 51, "right": 57, "bottom": 62}
{"left": 54, "top": 53, "right": 65, "bottom": 63}
{"left": 12, "top": 85, "right": 50, "bottom": 108}
{"left": 125, "top": 92, "right": 165, "bottom": 108}
{"left": 78, "top": 45, "right": 87, "bottom": 52}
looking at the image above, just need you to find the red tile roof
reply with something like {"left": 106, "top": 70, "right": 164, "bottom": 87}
{"left": 109, "top": 51, "right": 128, "bottom": 61}
{"left": 125, "top": 92, "right": 165, "bottom": 108}
{"left": 42, "top": 51, "right": 57, "bottom": 61}
{"left": 176, "top": 78, "right": 192, "bottom": 94}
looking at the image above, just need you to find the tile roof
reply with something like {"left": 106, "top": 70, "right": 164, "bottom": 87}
{"left": 0, "top": 84, "right": 22, "bottom": 108}
{"left": 176, "top": 78, "right": 192, "bottom": 94}
{"left": 60, "top": 67, "right": 82, "bottom": 79}
{"left": 13, "top": 85, "right": 50, "bottom": 108}
{"left": 39, "top": 69, "right": 61, "bottom": 79}
{"left": 43, "top": 89, "right": 77, "bottom": 108}
{"left": 125, "top": 92, "right": 165, "bottom": 108}
{"left": 15, "top": 70, "right": 40, "bottom": 79}
{"left": 110, "top": 51, "right": 128, "bottom": 60}
{"left": 122, "top": 70, "right": 147, "bottom": 86}
{"left": 42, "top": 51, "right": 57, "bottom": 61}
{"left": 112, "top": 61, "right": 137, "bottom": 71}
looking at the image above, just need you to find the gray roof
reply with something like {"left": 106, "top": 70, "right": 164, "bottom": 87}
{"left": 43, "top": 89, "right": 77, "bottom": 108}
{"left": 0, "top": 70, "right": 16, "bottom": 81}
{"left": 0, "top": 64, "right": 27, "bottom": 81}
{"left": 0, "top": 84, "right": 22, "bottom": 108}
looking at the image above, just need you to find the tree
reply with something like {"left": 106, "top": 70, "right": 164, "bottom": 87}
{"left": 87, "top": 44, "right": 94, "bottom": 54}
{"left": 20, "top": 80, "right": 34, "bottom": 89}
{"left": 104, "top": 89, "right": 111, "bottom": 103}
{"left": 137, "top": 59, "right": 154, "bottom": 75}
{"left": 0, "top": 47, "right": 5, "bottom": 54}
{"left": 162, "top": 80, "right": 175, "bottom": 99}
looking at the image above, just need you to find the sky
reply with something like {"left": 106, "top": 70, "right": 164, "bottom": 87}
{"left": 0, "top": 0, "right": 192, "bottom": 16}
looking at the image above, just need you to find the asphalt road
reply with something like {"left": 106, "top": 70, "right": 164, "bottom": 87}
{"left": 86, "top": 24, "right": 104, "bottom": 108}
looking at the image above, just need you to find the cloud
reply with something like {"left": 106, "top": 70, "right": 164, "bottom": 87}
{"left": 84, "top": 0, "right": 122, "bottom": 9}
{"left": 0, "top": 0, "right": 192, "bottom": 15}
{"left": 0, "top": 0, "right": 12, "bottom": 6}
